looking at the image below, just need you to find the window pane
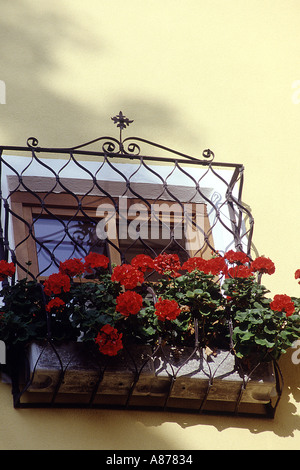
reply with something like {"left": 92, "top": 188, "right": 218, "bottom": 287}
{"left": 33, "top": 217, "right": 107, "bottom": 276}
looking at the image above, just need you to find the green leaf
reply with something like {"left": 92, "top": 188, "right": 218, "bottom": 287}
{"left": 233, "top": 327, "right": 254, "bottom": 341}
{"left": 175, "top": 292, "right": 186, "bottom": 299}
{"left": 142, "top": 326, "right": 156, "bottom": 336}
{"left": 240, "top": 331, "right": 255, "bottom": 341}
{"left": 253, "top": 302, "right": 264, "bottom": 309}
{"left": 234, "top": 311, "right": 248, "bottom": 322}
{"left": 186, "top": 290, "right": 194, "bottom": 298}
{"left": 194, "top": 289, "right": 204, "bottom": 295}
{"left": 254, "top": 338, "right": 275, "bottom": 348}
{"left": 235, "top": 351, "right": 244, "bottom": 358}
{"left": 263, "top": 325, "right": 277, "bottom": 335}
{"left": 233, "top": 326, "right": 248, "bottom": 334}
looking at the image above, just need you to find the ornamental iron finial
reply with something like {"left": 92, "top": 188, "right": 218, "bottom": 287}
{"left": 111, "top": 111, "right": 134, "bottom": 131}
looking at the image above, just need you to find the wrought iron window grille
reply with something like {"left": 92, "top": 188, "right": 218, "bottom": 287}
{"left": 0, "top": 113, "right": 282, "bottom": 416}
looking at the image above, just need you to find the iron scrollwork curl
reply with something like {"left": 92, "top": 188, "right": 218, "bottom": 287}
{"left": 202, "top": 149, "right": 215, "bottom": 161}
{"left": 27, "top": 137, "right": 39, "bottom": 148}
{"left": 101, "top": 139, "right": 121, "bottom": 154}
{"left": 122, "top": 138, "right": 141, "bottom": 156}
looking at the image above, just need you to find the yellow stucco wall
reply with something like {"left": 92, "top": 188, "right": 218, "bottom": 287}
{"left": 0, "top": 0, "right": 299, "bottom": 450}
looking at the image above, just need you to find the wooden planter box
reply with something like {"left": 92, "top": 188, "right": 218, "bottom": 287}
{"left": 16, "top": 341, "right": 278, "bottom": 416}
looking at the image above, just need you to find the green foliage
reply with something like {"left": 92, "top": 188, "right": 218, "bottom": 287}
{"left": 0, "top": 253, "right": 299, "bottom": 364}
{"left": 223, "top": 278, "right": 300, "bottom": 360}
{"left": 69, "top": 276, "right": 122, "bottom": 340}
{"left": 0, "top": 279, "right": 47, "bottom": 344}
{"left": 152, "top": 270, "right": 227, "bottom": 348}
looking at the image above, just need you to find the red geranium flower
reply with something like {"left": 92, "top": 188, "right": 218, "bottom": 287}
{"left": 154, "top": 297, "right": 181, "bottom": 322}
{"left": 295, "top": 269, "right": 300, "bottom": 284}
{"left": 44, "top": 272, "right": 71, "bottom": 296}
{"left": 250, "top": 256, "right": 275, "bottom": 275}
{"left": 84, "top": 252, "right": 109, "bottom": 273}
{"left": 45, "top": 297, "right": 66, "bottom": 313}
{"left": 111, "top": 264, "right": 144, "bottom": 289}
{"left": 153, "top": 253, "right": 181, "bottom": 278}
{"left": 270, "top": 294, "right": 295, "bottom": 317}
{"left": 0, "top": 260, "right": 15, "bottom": 281}
{"left": 95, "top": 324, "right": 123, "bottom": 356}
{"left": 224, "top": 250, "right": 249, "bottom": 265}
{"left": 206, "top": 256, "right": 228, "bottom": 276}
{"left": 116, "top": 290, "right": 143, "bottom": 317}
{"left": 182, "top": 257, "right": 208, "bottom": 273}
{"left": 131, "top": 254, "right": 154, "bottom": 273}
{"left": 227, "top": 265, "right": 253, "bottom": 278}
{"left": 59, "top": 258, "right": 85, "bottom": 277}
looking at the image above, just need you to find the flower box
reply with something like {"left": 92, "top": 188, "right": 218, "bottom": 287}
{"left": 21, "top": 341, "right": 277, "bottom": 416}
{"left": 1, "top": 250, "right": 297, "bottom": 417}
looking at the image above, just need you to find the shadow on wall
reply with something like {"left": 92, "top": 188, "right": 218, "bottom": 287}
{"left": 0, "top": 0, "right": 201, "bottom": 152}
{"left": 0, "top": 0, "right": 111, "bottom": 146}
{"left": 133, "top": 348, "right": 300, "bottom": 440}
{"left": 109, "top": 96, "right": 205, "bottom": 154}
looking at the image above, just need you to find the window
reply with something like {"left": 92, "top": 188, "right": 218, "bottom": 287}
{"left": 9, "top": 189, "right": 214, "bottom": 279}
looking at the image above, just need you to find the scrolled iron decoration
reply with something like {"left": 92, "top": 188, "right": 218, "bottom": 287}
{"left": 27, "top": 136, "right": 39, "bottom": 148}
{"left": 202, "top": 149, "right": 215, "bottom": 160}
{"left": 122, "top": 139, "right": 141, "bottom": 156}
{"left": 101, "top": 139, "right": 120, "bottom": 154}
{"left": 24, "top": 112, "right": 215, "bottom": 164}
{"left": 111, "top": 111, "right": 134, "bottom": 130}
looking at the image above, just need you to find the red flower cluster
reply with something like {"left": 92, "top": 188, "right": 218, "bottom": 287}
{"left": 116, "top": 290, "right": 143, "bottom": 317}
{"left": 182, "top": 255, "right": 227, "bottom": 276}
{"left": 224, "top": 250, "right": 249, "bottom": 265}
{"left": 0, "top": 260, "right": 15, "bottom": 281}
{"left": 153, "top": 253, "right": 181, "bottom": 278}
{"left": 182, "top": 256, "right": 208, "bottom": 273}
{"left": 59, "top": 258, "right": 85, "bottom": 277}
{"left": 295, "top": 269, "right": 300, "bottom": 284}
{"left": 227, "top": 265, "right": 253, "bottom": 279}
{"left": 206, "top": 256, "right": 228, "bottom": 275}
{"left": 95, "top": 324, "right": 123, "bottom": 356}
{"left": 58, "top": 253, "right": 110, "bottom": 278}
{"left": 250, "top": 256, "right": 275, "bottom": 275}
{"left": 111, "top": 264, "right": 144, "bottom": 289}
{"left": 131, "top": 254, "right": 154, "bottom": 273}
{"left": 44, "top": 272, "right": 71, "bottom": 296}
{"left": 45, "top": 297, "right": 65, "bottom": 313}
{"left": 84, "top": 252, "right": 109, "bottom": 273}
{"left": 183, "top": 252, "right": 275, "bottom": 279}
{"left": 154, "top": 297, "right": 181, "bottom": 321}
{"left": 270, "top": 294, "right": 295, "bottom": 317}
